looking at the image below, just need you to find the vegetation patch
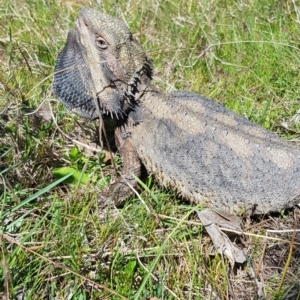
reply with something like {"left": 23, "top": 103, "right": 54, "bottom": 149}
{"left": 0, "top": 0, "right": 299, "bottom": 299}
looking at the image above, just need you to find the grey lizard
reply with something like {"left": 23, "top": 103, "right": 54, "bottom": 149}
{"left": 53, "top": 7, "right": 300, "bottom": 215}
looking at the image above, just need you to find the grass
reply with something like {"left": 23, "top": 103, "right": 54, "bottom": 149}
{"left": 0, "top": 0, "right": 300, "bottom": 299}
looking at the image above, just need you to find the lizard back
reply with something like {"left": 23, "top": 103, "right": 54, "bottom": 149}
{"left": 130, "top": 90, "right": 300, "bottom": 214}
{"left": 53, "top": 8, "right": 300, "bottom": 215}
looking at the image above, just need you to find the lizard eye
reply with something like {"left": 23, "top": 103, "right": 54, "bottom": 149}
{"left": 96, "top": 36, "right": 108, "bottom": 49}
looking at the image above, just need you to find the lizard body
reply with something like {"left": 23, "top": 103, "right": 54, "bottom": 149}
{"left": 54, "top": 8, "right": 300, "bottom": 214}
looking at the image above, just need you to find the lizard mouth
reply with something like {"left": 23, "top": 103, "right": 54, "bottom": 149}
{"left": 94, "top": 83, "right": 126, "bottom": 119}
{"left": 92, "top": 55, "right": 153, "bottom": 119}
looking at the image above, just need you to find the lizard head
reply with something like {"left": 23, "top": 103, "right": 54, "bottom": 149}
{"left": 54, "top": 7, "right": 152, "bottom": 119}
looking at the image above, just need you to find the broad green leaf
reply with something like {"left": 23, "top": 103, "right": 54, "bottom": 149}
{"left": 53, "top": 167, "right": 89, "bottom": 185}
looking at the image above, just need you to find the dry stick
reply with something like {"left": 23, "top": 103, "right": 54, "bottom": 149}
{"left": 0, "top": 235, "right": 10, "bottom": 300}
{"left": 2, "top": 174, "right": 20, "bottom": 205}
{"left": 93, "top": 90, "right": 118, "bottom": 176}
{"left": 1, "top": 233, "right": 128, "bottom": 300}
{"left": 255, "top": 235, "right": 267, "bottom": 295}
{"left": 157, "top": 214, "right": 300, "bottom": 245}
{"left": 275, "top": 211, "right": 298, "bottom": 296}
{"left": 16, "top": 42, "right": 32, "bottom": 73}
{"left": 248, "top": 265, "right": 265, "bottom": 299}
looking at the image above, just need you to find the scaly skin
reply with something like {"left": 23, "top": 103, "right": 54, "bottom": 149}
{"left": 54, "top": 8, "right": 300, "bottom": 214}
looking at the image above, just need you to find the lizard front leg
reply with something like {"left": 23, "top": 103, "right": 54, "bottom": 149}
{"left": 99, "top": 125, "right": 142, "bottom": 207}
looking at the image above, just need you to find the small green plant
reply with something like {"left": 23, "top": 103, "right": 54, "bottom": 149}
{"left": 53, "top": 146, "right": 91, "bottom": 186}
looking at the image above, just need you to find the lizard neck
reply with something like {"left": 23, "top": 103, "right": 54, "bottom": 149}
{"left": 135, "top": 72, "right": 165, "bottom": 104}
{"left": 116, "top": 79, "right": 164, "bottom": 134}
